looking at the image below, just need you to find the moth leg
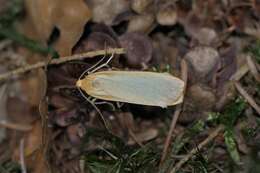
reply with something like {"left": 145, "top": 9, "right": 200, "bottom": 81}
{"left": 89, "top": 97, "right": 97, "bottom": 103}
{"left": 141, "top": 62, "right": 149, "bottom": 70}
{"left": 77, "top": 88, "right": 110, "bottom": 130}
{"left": 89, "top": 97, "right": 116, "bottom": 112}
{"left": 94, "top": 101, "right": 116, "bottom": 111}
{"left": 116, "top": 102, "right": 124, "bottom": 109}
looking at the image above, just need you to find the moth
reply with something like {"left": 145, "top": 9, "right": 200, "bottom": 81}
{"left": 76, "top": 70, "right": 184, "bottom": 108}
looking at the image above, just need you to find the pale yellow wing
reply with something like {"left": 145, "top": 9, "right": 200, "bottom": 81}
{"left": 77, "top": 71, "right": 184, "bottom": 108}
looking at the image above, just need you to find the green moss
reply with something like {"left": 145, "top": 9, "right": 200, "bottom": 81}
{"left": 0, "top": 161, "right": 21, "bottom": 173}
{"left": 208, "top": 97, "right": 246, "bottom": 164}
{"left": 82, "top": 128, "right": 159, "bottom": 173}
{"left": 245, "top": 40, "right": 260, "bottom": 63}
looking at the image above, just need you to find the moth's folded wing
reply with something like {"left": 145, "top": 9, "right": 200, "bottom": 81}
{"left": 91, "top": 71, "right": 184, "bottom": 107}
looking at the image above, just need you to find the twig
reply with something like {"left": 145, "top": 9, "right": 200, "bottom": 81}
{"left": 129, "top": 128, "right": 144, "bottom": 147}
{"left": 235, "top": 82, "right": 260, "bottom": 115}
{"left": 160, "top": 59, "right": 188, "bottom": 164}
{"left": 246, "top": 55, "right": 260, "bottom": 83}
{"left": 230, "top": 64, "right": 249, "bottom": 81}
{"left": 0, "top": 48, "right": 125, "bottom": 81}
{"left": 0, "top": 120, "right": 32, "bottom": 131}
{"left": 19, "top": 139, "right": 27, "bottom": 173}
{"left": 170, "top": 125, "right": 224, "bottom": 173}
{"left": 97, "top": 146, "right": 118, "bottom": 160}
{"left": 160, "top": 106, "right": 182, "bottom": 164}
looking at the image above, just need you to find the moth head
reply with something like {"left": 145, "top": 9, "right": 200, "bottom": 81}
{"left": 76, "top": 80, "right": 83, "bottom": 88}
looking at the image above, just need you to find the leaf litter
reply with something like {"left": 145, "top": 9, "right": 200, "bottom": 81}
{"left": 0, "top": 0, "right": 260, "bottom": 173}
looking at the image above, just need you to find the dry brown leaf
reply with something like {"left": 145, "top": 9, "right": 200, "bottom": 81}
{"left": 131, "top": 0, "right": 153, "bottom": 14}
{"left": 22, "top": 0, "right": 54, "bottom": 42}
{"left": 7, "top": 96, "right": 35, "bottom": 124}
{"left": 192, "top": 27, "right": 217, "bottom": 45}
{"left": 188, "top": 84, "right": 216, "bottom": 110}
{"left": 52, "top": 0, "right": 91, "bottom": 56}
{"left": 127, "top": 128, "right": 158, "bottom": 145}
{"left": 22, "top": 0, "right": 91, "bottom": 56}
{"left": 86, "top": 0, "right": 129, "bottom": 25}
{"left": 20, "top": 68, "right": 47, "bottom": 107}
{"left": 184, "top": 46, "right": 220, "bottom": 82}
{"left": 24, "top": 120, "right": 43, "bottom": 156}
{"left": 156, "top": 2, "right": 177, "bottom": 26}
{"left": 152, "top": 33, "right": 180, "bottom": 72}
{"left": 30, "top": 151, "right": 50, "bottom": 173}
{"left": 12, "top": 120, "right": 42, "bottom": 161}
{"left": 127, "top": 13, "right": 155, "bottom": 33}
{"left": 119, "top": 32, "right": 153, "bottom": 68}
{"left": 13, "top": 120, "right": 50, "bottom": 172}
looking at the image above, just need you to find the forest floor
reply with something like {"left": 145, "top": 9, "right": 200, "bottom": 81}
{"left": 0, "top": 0, "right": 260, "bottom": 173}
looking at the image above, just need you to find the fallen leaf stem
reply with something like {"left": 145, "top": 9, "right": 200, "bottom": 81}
{"left": 0, "top": 48, "right": 125, "bottom": 81}
{"left": 235, "top": 81, "right": 260, "bottom": 115}
{"left": 170, "top": 125, "right": 224, "bottom": 173}
{"left": 160, "top": 60, "right": 188, "bottom": 164}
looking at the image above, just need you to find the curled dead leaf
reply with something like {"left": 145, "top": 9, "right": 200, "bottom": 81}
{"left": 156, "top": 2, "right": 177, "bottom": 26}
{"left": 192, "top": 27, "right": 217, "bottom": 45}
{"left": 185, "top": 46, "right": 220, "bottom": 82}
{"left": 188, "top": 84, "right": 216, "bottom": 110}
{"left": 119, "top": 32, "right": 153, "bottom": 68}
{"left": 67, "top": 123, "right": 86, "bottom": 145}
{"left": 86, "top": 0, "right": 129, "bottom": 25}
{"left": 127, "top": 13, "right": 155, "bottom": 33}
{"left": 75, "top": 32, "right": 118, "bottom": 53}
{"left": 131, "top": 0, "right": 153, "bottom": 14}
{"left": 54, "top": 108, "right": 78, "bottom": 127}
{"left": 23, "top": 0, "right": 91, "bottom": 56}
{"left": 127, "top": 128, "right": 158, "bottom": 145}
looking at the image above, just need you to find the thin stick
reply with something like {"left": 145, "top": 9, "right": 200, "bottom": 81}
{"left": 170, "top": 125, "right": 224, "bottom": 173}
{"left": 78, "top": 87, "right": 110, "bottom": 130}
{"left": 246, "top": 55, "right": 260, "bottom": 83}
{"left": 129, "top": 128, "right": 144, "bottom": 147}
{"left": 0, "top": 48, "right": 125, "bottom": 81}
{"left": 235, "top": 82, "right": 260, "bottom": 115}
{"left": 160, "top": 106, "right": 182, "bottom": 164}
{"left": 160, "top": 59, "right": 188, "bottom": 164}
{"left": 0, "top": 120, "right": 32, "bottom": 131}
{"left": 19, "top": 139, "right": 27, "bottom": 173}
{"left": 230, "top": 64, "right": 249, "bottom": 81}
{"left": 98, "top": 146, "right": 118, "bottom": 160}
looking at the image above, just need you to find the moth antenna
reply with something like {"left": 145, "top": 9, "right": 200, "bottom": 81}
{"left": 77, "top": 86, "right": 110, "bottom": 130}
{"left": 78, "top": 54, "right": 107, "bottom": 81}
{"left": 90, "top": 53, "right": 114, "bottom": 73}
{"left": 80, "top": 44, "right": 109, "bottom": 75}
{"left": 76, "top": 48, "right": 113, "bottom": 130}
